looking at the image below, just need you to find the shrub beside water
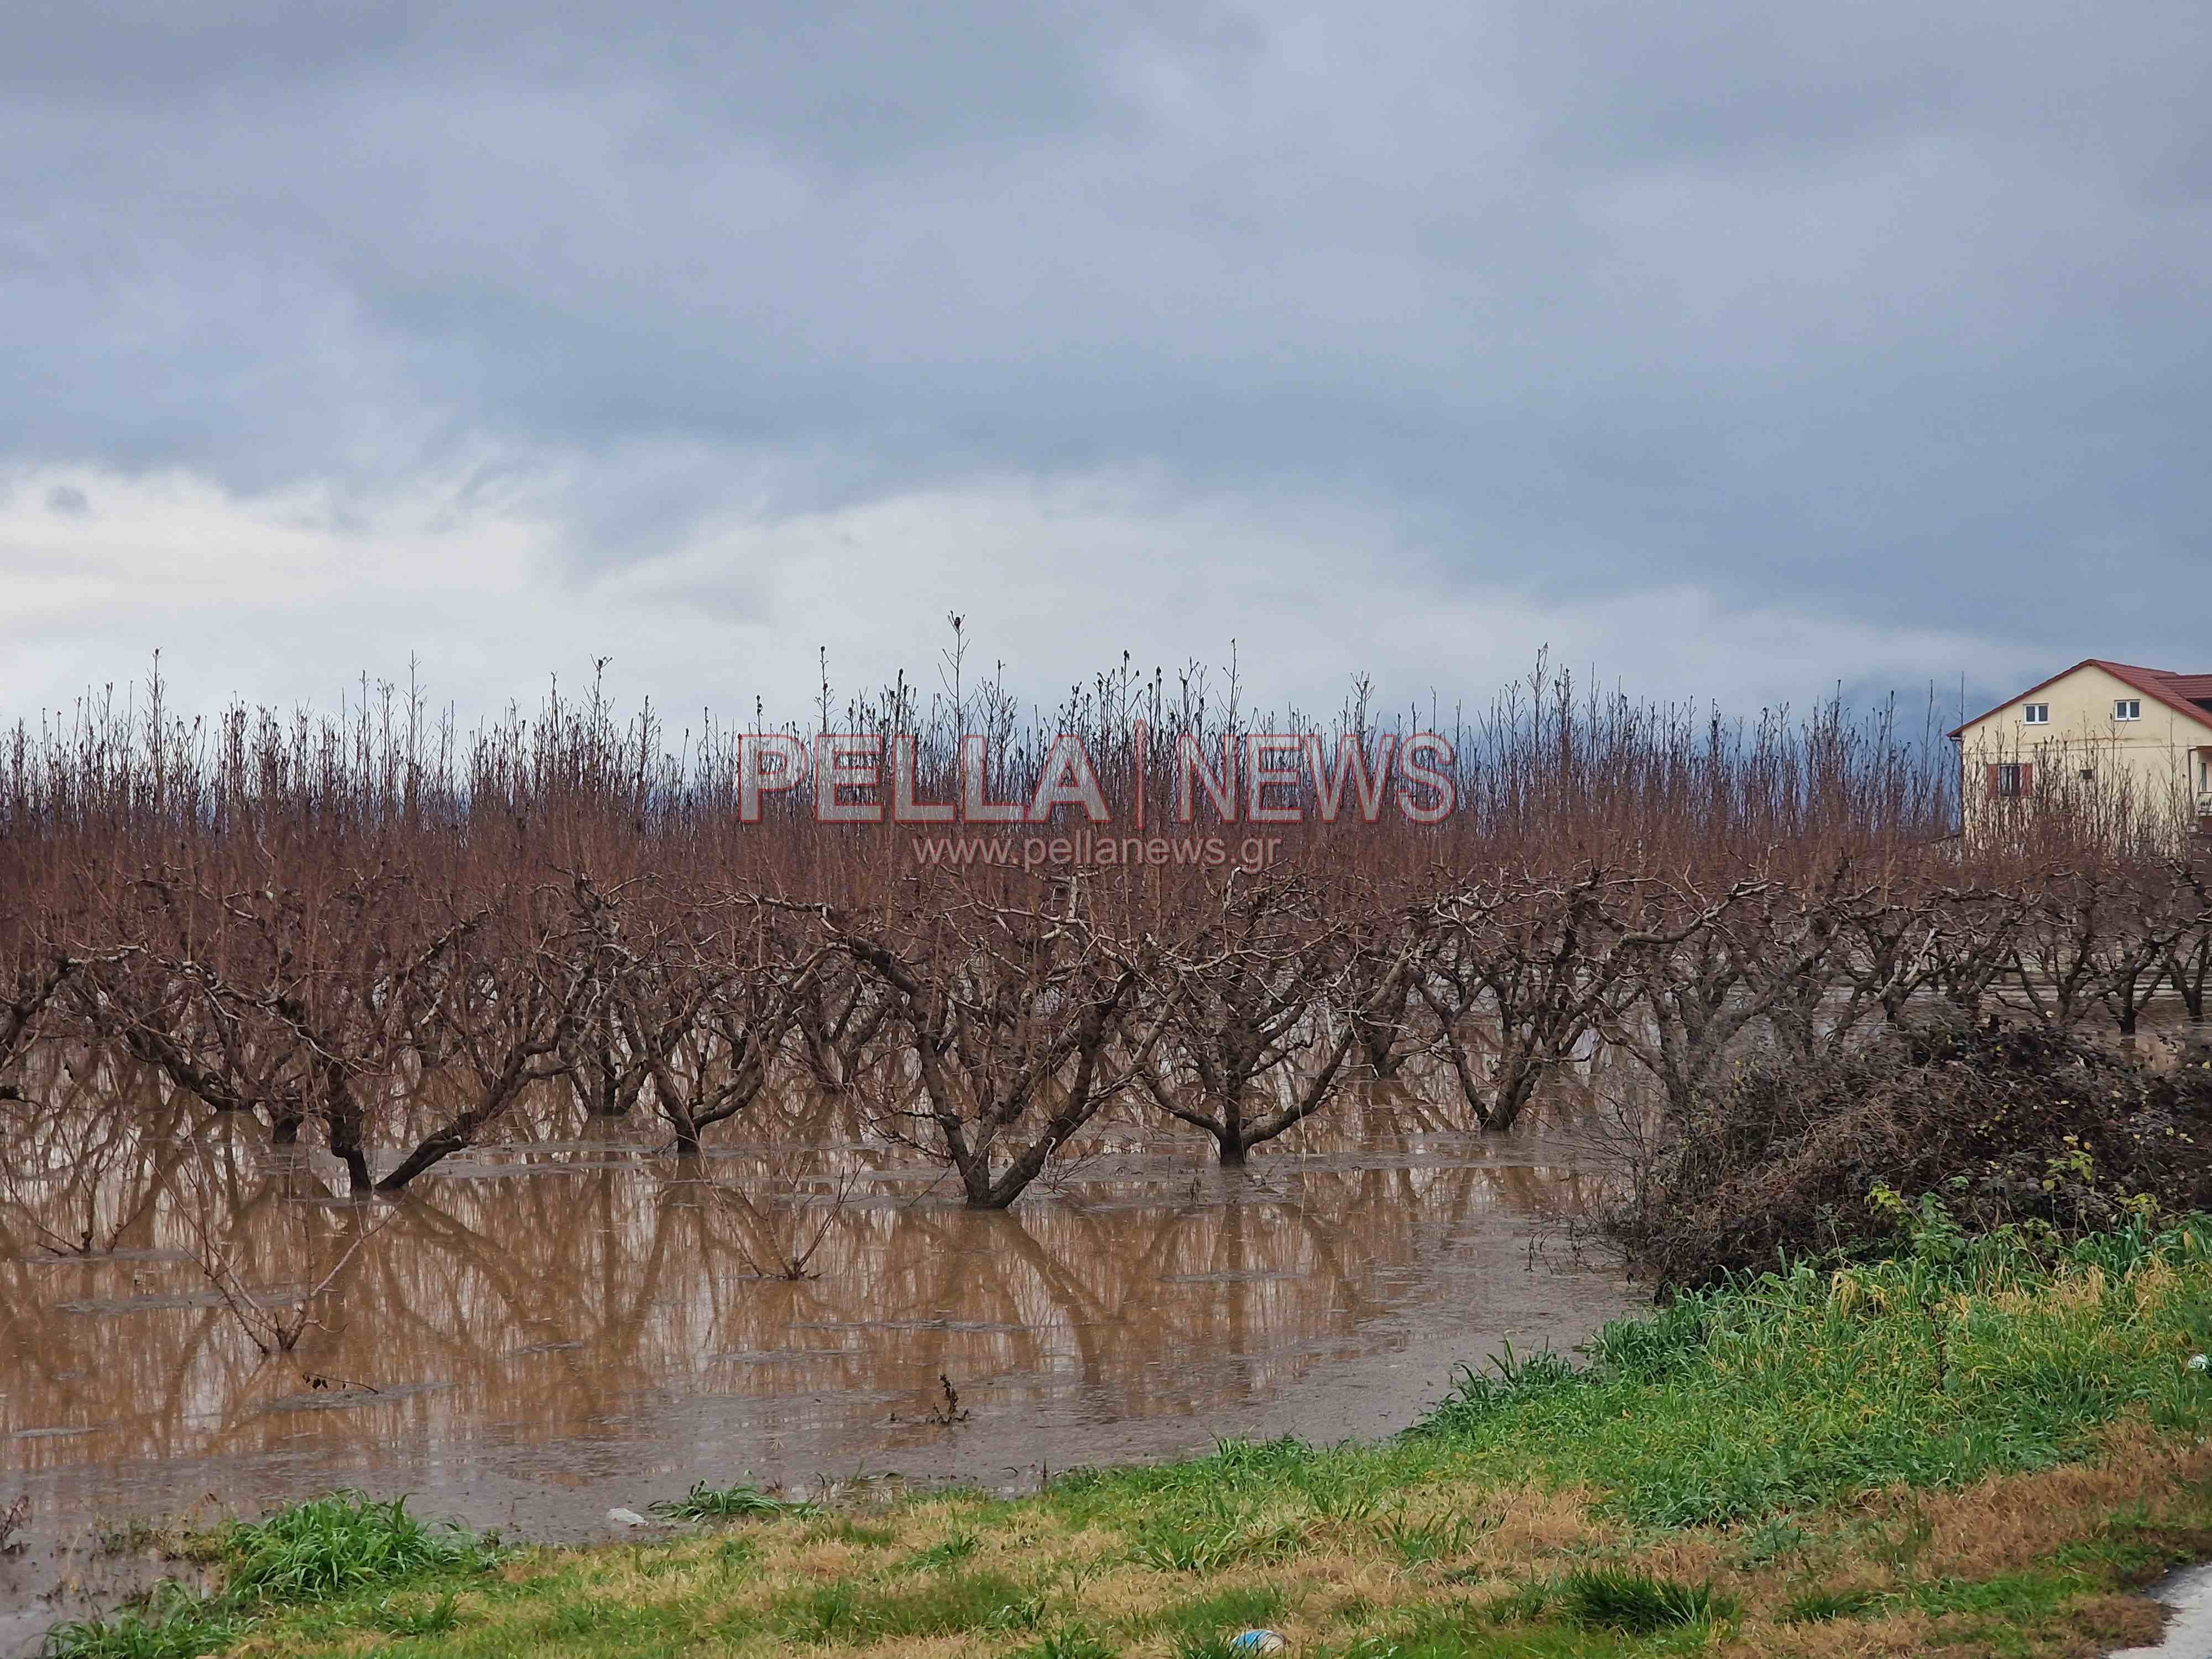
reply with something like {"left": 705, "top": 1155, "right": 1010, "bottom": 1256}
{"left": 1615, "top": 1018, "right": 2212, "bottom": 1288}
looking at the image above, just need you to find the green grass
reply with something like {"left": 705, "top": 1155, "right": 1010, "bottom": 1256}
{"left": 1394, "top": 1212, "right": 2212, "bottom": 1526}
{"left": 1171, "top": 1635, "right": 1268, "bottom": 1659}
{"left": 44, "top": 1209, "right": 2212, "bottom": 1658}
{"left": 898, "top": 1529, "right": 983, "bottom": 1572}
{"left": 365, "top": 1589, "right": 461, "bottom": 1635}
{"left": 1014, "top": 1630, "right": 1120, "bottom": 1659}
{"left": 222, "top": 1491, "right": 492, "bottom": 1601}
{"left": 1557, "top": 1567, "right": 1731, "bottom": 1633}
{"left": 1133, "top": 1584, "right": 1287, "bottom": 1641}
{"left": 39, "top": 1583, "right": 246, "bottom": 1659}
{"left": 646, "top": 1480, "right": 818, "bottom": 1522}
{"left": 766, "top": 1568, "right": 1043, "bottom": 1641}
{"left": 1776, "top": 1584, "right": 1880, "bottom": 1624}
{"left": 1130, "top": 1509, "right": 1311, "bottom": 1573}
{"left": 43, "top": 1493, "right": 499, "bottom": 1659}
{"left": 1377, "top": 1511, "right": 1485, "bottom": 1569}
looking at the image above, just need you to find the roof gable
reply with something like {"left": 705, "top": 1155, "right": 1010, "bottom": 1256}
{"left": 1949, "top": 659, "right": 2212, "bottom": 740}
{"left": 2096, "top": 661, "right": 2212, "bottom": 732}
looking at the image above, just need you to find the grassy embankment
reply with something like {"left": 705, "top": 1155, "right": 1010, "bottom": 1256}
{"left": 51, "top": 1209, "right": 2212, "bottom": 1659}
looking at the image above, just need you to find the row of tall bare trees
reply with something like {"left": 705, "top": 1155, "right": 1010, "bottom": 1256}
{"left": 6, "top": 844, "right": 2209, "bottom": 1207}
{"left": 3, "top": 656, "right": 2208, "bottom": 1207}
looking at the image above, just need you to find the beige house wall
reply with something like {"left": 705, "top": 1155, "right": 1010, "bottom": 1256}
{"left": 1956, "top": 662, "right": 2212, "bottom": 838}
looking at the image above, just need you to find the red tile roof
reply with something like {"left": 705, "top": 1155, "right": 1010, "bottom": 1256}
{"left": 1949, "top": 659, "right": 2212, "bottom": 739}
{"left": 2100, "top": 661, "right": 2212, "bottom": 728}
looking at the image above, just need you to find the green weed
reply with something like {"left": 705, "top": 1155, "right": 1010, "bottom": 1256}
{"left": 1014, "top": 1629, "right": 1118, "bottom": 1659}
{"left": 223, "top": 1492, "right": 491, "bottom": 1604}
{"left": 366, "top": 1590, "right": 460, "bottom": 1636}
{"left": 1558, "top": 1566, "right": 1732, "bottom": 1632}
{"left": 40, "top": 1585, "right": 241, "bottom": 1659}
{"left": 897, "top": 1531, "right": 981, "bottom": 1573}
{"left": 1777, "top": 1585, "right": 1881, "bottom": 1623}
{"left": 42, "top": 1492, "right": 494, "bottom": 1659}
{"left": 646, "top": 1481, "right": 817, "bottom": 1522}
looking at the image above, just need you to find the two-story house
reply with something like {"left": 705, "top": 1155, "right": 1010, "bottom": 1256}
{"left": 1950, "top": 660, "right": 2212, "bottom": 838}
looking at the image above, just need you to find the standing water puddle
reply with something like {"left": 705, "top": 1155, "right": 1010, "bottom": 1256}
{"left": 0, "top": 1120, "right": 1638, "bottom": 1649}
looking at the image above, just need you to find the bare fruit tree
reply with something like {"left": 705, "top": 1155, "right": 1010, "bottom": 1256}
{"left": 1413, "top": 868, "right": 1638, "bottom": 1131}
{"left": 1141, "top": 872, "right": 1421, "bottom": 1162}
{"left": 836, "top": 885, "right": 1165, "bottom": 1207}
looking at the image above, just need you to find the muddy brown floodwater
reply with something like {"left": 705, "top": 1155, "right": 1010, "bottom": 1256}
{"left": 0, "top": 1109, "right": 1640, "bottom": 1650}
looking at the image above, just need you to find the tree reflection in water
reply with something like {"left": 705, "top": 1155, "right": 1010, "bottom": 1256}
{"left": 1, "top": 1074, "right": 1632, "bottom": 1559}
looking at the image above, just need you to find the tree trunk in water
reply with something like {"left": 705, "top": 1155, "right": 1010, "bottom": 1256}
{"left": 336, "top": 1142, "right": 373, "bottom": 1196}
{"left": 375, "top": 1131, "right": 467, "bottom": 1193}
{"left": 1488, "top": 1065, "right": 1542, "bottom": 1132}
{"left": 1214, "top": 1084, "right": 1249, "bottom": 1165}
{"left": 321, "top": 1064, "right": 376, "bottom": 1196}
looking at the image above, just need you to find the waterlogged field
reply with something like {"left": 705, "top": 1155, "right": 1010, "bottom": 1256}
{"left": 41, "top": 1217, "right": 2212, "bottom": 1659}
{"left": 0, "top": 1097, "right": 1636, "bottom": 1651}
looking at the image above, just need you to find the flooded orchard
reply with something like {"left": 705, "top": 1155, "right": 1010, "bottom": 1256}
{"left": 0, "top": 1087, "right": 1638, "bottom": 1647}
{"left": 16, "top": 680, "right": 2201, "bottom": 1649}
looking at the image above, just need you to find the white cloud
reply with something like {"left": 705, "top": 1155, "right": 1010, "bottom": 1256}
{"left": 0, "top": 457, "right": 2015, "bottom": 737}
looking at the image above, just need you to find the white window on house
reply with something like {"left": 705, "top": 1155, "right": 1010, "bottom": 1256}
{"left": 2115, "top": 699, "right": 2142, "bottom": 721}
{"left": 2022, "top": 703, "right": 2049, "bottom": 724}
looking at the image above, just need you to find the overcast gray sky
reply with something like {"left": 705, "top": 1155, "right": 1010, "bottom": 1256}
{"left": 3, "top": 1, "right": 2205, "bottom": 731}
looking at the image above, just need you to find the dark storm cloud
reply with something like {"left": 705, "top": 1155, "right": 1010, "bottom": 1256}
{"left": 2, "top": 0, "right": 2206, "bottom": 715}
